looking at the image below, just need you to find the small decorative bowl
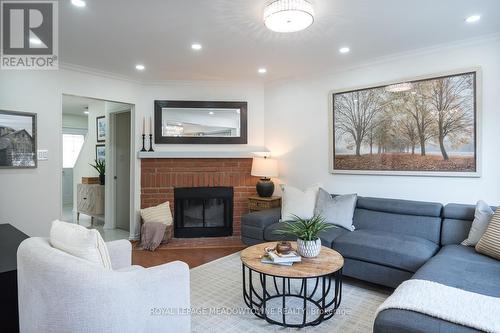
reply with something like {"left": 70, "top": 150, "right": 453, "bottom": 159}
{"left": 275, "top": 241, "right": 292, "bottom": 255}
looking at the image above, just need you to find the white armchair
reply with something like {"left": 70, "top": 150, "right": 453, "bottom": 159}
{"left": 17, "top": 238, "right": 190, "bottom": 333}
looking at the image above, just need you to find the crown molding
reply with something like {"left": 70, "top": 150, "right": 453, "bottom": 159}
{"left": 266, "top": 32, "right": 500, "bottom": 87}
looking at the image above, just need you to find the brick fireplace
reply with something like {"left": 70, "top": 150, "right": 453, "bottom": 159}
{"left": 140, "top": 158, "right": 259, "bottom": 236}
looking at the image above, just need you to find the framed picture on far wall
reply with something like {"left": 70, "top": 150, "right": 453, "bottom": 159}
{"left": 96, "top": 116, "right": 106, "bottom": 142}
{"left": 0, "top": 110, "right": 37, "bottom": 168}
{"left": 330, "top": 68, "right": 480, "bottom": 177}
{"left": 95, "top": 144, "right": 105, "bottom": 162}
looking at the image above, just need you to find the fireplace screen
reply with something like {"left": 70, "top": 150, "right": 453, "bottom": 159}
{"left": 174, "top": 187, "right": 233, "bottom": 238}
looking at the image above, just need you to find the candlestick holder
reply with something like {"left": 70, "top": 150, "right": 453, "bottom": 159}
{"left": 148, "top": 134, "right": 154, "bottom": 152}
{"left": 141, "top": 134, "right": 147, "bottom": 152}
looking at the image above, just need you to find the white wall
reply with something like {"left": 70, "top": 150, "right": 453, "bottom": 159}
{"left": 0, "top": 68, "right": 264, "bottom": 237}
{"left": 62, "top": 114, "right": 88, "bottom": 129}
{"left": 264, "top": 37, "right": 500, "bottom": 205}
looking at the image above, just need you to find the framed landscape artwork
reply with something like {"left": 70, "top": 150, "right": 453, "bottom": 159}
{"left": 330, "top": 69, "right": 480, "bottom": 177}
{"left": 96, "top": 116, "right": 106, "bottom": 142}
{"left": 0, "top": 110, "right": 37, "bottom": 168}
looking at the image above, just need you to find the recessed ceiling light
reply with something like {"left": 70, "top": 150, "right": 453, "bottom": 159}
{"left": 209, "top": 111, "right": 214, "bottom": 115}
{"left": 191, "top": 43, "right": 202, "bottom": 50}
{"left": 29, "top": 37, "right": 42, "bottom": 45}
{"left": 339, "top": 47, "right": 350, "bottom": 54}
{"left": 465, "top": 15, "right": 481, "bottom": 23}
{"left": 84, "top": 111, "right": 89, "bottom": 115}
{"left": 135, "top": 64, "right": 145, "bottom": 71}
{"left": 264, "top": 0, "right": 314, "bottom": 33}
{"left": 258, "top": 68, "right": 267, "bottom": 74}
{"left": 71, "top": 0, "right": 86, "bottom": 8}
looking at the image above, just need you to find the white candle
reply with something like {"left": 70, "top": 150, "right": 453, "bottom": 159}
{"left": 142, "top": 117, "right": 145, "bottom": 135}
{"left": 150, "top": 116, "right": 152, "bottom": 135}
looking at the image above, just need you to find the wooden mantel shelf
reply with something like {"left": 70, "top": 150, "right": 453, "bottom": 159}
{"left": 137, "top": 146, "right": 269, "bottom": 159}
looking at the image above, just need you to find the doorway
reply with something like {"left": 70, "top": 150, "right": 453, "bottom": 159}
{"left": 60, "top": 94, "right": 134, "bottom": 241}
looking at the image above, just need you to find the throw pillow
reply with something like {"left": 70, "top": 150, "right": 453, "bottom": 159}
{"left": 475, "top": 208, "right": 500, "bottom": 260}
{"left": 314, "top": 188, "right": 357, "bottom": 231}
{"left": 280, "top": 184, "right": 320, "bottom": 221}
{"left": 49, "top": 220, "right": 112, "bottom": 269}
{"left": 141, "top": 201, "right": 173, "bottom": 225}
{"left": 461, "top": 200, "right": 495, "bottom": 246}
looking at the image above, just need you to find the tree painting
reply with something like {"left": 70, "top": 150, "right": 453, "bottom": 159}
{"left": 332, "top": 71, "right": 476, "bottom": 174}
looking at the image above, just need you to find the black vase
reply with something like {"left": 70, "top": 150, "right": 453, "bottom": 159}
{"left": 256, "top": 178, "right": 274, "bottom": 197}
{"left": 99, "top": 174, "right": 105, "bottom": 185}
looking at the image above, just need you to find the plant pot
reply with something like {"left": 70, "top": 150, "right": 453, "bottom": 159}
{"left": 297, "top": 238, "right": 322, "bottom": 258}
{"left": 99, "top": 174, "right": 105, "bottom": 185}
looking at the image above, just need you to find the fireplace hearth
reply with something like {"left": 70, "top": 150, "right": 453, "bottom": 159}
{"left": 174, "top": 187, "right": 233, "bottom": 238}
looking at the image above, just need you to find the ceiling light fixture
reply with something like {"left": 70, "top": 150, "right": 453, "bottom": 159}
{"left": 135, "top": 64, "right": 145, "bottom": 71}
{"left": 339, "top": 47, "right": 350, "bottom": 54}
{"left": 264, "top": 0, "right": 314, "bottom": 33}
{"left": 465, "top": 15, "right": 481, "bottom": 23}
{"left": 209, "top": 111, "right": 214, "bottom": 115}
{"left": 258, "top": 68, "right": 267, "bottom": 74}
{"left": 71, "top": 0, "right": 86, "bottom": 8}
{"left": 191, "top": 43, "right": 202, "bottom": 50}
{"left": 385, "top": 82, "right": 413, "bottom": 93}
{"left": 84, "top": 111, "right": 89, "bottom": 115}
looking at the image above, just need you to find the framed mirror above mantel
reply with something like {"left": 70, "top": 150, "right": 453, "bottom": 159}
{"left": 154, "top": 100, "right": 248, "bottom": 144}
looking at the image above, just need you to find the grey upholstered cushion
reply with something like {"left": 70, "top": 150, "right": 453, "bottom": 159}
{"left": 356, "top": 197, "right": 442, "bottom": 217}
{"left": 333, "top": 230, "right": 439, "bottom": 272}
{"left": 314, "top": 188, "right": 357, "bottom": 230}
{"left": 413, "top": 245, "right": 500, "bottom": 297}
{"left": 241, "top": 208, "right": 281, "bottom": 228}
{"left": 263, "top": 222, "right": 294, "bottom": 241}
{"left": 353, "top": 209, "right": 442, "bottom": 244}
{"left": 462, "top": 201, "right": 495, "bottom": 246}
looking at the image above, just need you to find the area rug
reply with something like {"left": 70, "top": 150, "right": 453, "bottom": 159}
{"left": 190, "top": 252, "right": 391, "bottom": 333}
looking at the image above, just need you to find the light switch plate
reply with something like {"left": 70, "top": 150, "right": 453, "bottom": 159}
{"left": 37, "top": 150, "right": 48, "bottom": 161}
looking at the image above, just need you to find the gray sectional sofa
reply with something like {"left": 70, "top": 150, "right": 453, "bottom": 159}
{"left": 240, "top": 196, "right": 499, "bottom": 333}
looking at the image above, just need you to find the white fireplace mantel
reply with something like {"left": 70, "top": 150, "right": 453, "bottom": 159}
{"left": 137, "top": 146, "right": 269, "bottom": 159}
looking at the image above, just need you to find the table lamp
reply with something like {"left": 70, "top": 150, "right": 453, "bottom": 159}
{"left": 251, "top": 156, "right": 278, "bottom": 197}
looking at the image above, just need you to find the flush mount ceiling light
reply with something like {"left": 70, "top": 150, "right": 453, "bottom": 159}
{"left": 465, "top": 15, "right": 481, "bottom": 23}
{"left": 385, "top": 82, "right": 413, "bottom": 93}
{"left": 258, "top": 68, "right": 267, "bottom": 74}
{"left": 264, "top": 0, "right": 314, "bottom": 33}
{"left": 135, "top": 64, "right": 145, "bottom": 71}
{"left": 339, "top": 47, "right": 350, "bottom": 54}
{"left": 71, "top": 0, "right": 86, "bottom": 8}
{"left": 191, "top": 43, "right": 202, "bottom": 50}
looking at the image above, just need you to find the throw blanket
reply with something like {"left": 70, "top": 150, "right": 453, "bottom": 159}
{"left": 140, "top": 222, "right": 166, "bottom": 251}
{"left": 377, "top": 279, "right": 500, "bottom": 333}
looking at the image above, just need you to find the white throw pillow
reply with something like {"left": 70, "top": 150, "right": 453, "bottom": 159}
{"left": 280, "top": 184, "right": 320, "bottom": 221}
{"left": 461, "top": 200, "right": 495, "bottom": 246}
{"left": 141, "top": 201, "right": 173, "bottom": 225}
{"left": 49, "top": 220, "right": 112, "bottom": 269}
{"left": 314, "top": 188, "right": 357, "bottom": 231}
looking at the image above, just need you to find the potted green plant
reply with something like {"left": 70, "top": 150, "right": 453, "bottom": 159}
{"left": 275, "top": 215, "right": 334, "bottom": 257}
{"left": 90, "top": 159, "right": 105, "bottom": 185}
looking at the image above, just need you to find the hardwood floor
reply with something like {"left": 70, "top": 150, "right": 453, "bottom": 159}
{"left": 132, "top": 237, "right": 247, "bottom": 268}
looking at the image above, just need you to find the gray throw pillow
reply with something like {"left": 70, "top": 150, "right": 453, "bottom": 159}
{"left": 461, "top": 200, "right": 495, "bottom": 246}
{"left": 314, "top": 188, "right": 357, "bottom": 231}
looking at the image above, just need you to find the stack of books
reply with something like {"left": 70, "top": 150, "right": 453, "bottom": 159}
{"left": 261, "top": 248, "right": 301, "bottom": 266}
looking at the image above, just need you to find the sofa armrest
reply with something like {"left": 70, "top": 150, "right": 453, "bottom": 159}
{"left": 241, "top": 208, "right": 281, "bottom": 228}
{"left": 106, "top": 239, "right": 132, "bottom": 270}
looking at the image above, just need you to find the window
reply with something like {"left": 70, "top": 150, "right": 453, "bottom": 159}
{"left": 62, "top": 134, "right": 85, "bottom": 168}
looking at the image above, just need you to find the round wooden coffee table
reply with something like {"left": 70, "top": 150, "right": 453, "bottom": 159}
{"left": 240, "top": 242, "right": 344, "bottom": 328}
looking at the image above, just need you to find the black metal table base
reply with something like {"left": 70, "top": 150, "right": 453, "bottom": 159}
{"left": 242, "top": 264, "right": 342, "bottom": 327}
